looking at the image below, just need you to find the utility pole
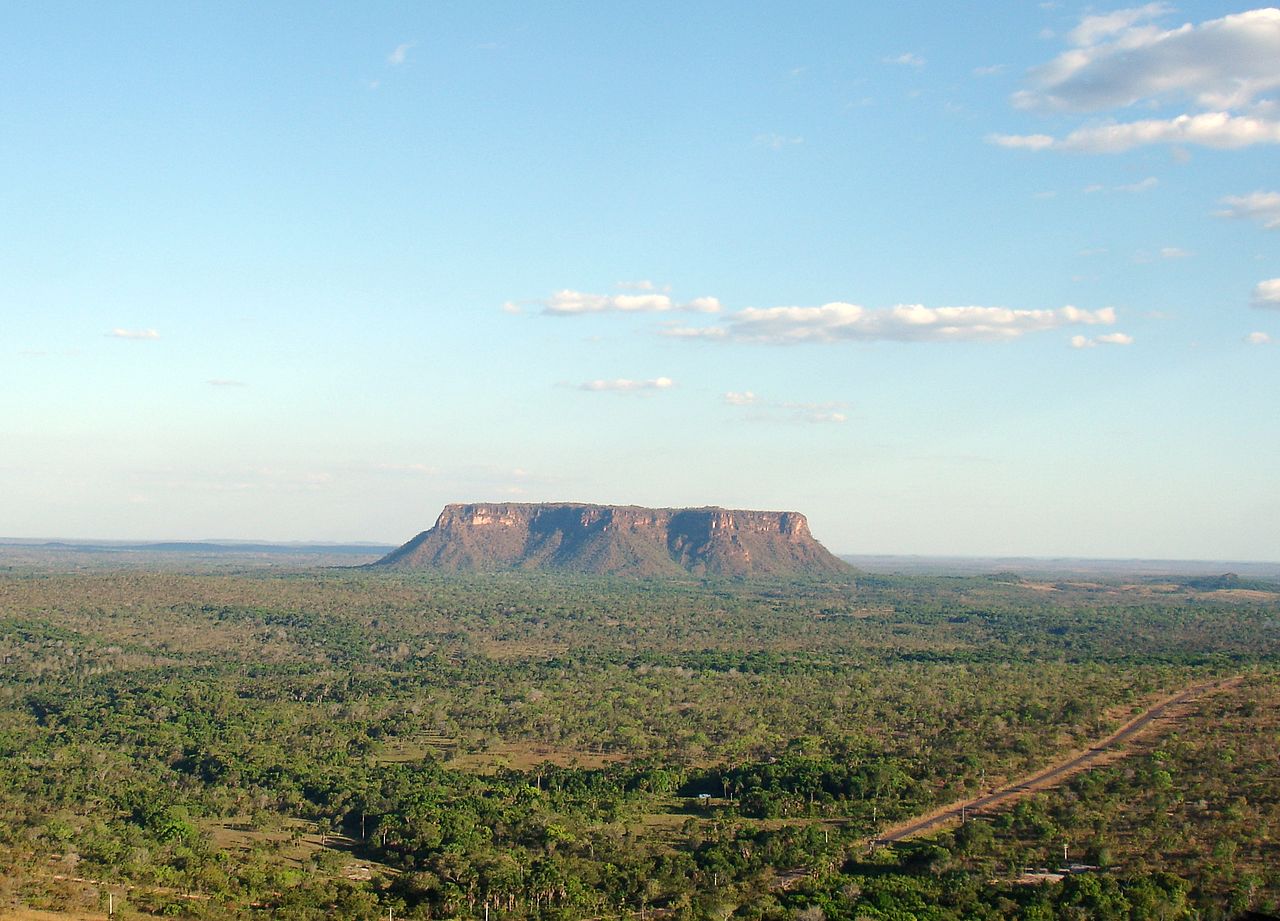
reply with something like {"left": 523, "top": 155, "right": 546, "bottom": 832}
{"left": 108, "top": 893, "right": 114, "bottom": 918}
{"left": 1063, "top": 842, "right": 1068, "bottom": 864}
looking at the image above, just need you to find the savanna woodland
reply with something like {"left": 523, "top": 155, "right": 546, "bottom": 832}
{"left": 2, "top": 547, "right": 1278, "bottom": 920}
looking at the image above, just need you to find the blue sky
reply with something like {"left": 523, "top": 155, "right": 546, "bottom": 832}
{"left": 2, "top": 2, "right": 1277, "bottom": 559}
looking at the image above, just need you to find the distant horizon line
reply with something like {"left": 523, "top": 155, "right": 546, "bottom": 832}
{"left": 1, "top": 536, "right": 1277, "bottom": 568}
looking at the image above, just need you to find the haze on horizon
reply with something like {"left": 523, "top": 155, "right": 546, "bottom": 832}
{"left": 2, "top": 2, "right": 1277, "bottom": 561}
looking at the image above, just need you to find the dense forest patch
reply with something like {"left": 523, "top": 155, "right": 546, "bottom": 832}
{"left": 1, "top": 558, "right": 1277, "bottom": 919}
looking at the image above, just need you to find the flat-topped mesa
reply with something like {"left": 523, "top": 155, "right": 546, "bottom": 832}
{"left": 375, "top": 502, "right": 851, "bottom": 579}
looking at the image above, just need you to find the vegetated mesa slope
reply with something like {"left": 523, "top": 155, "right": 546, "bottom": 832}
{"left": 375, "top": 502, "right": 852, "bottom": 578}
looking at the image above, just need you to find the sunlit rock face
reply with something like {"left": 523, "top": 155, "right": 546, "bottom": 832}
{"left": 375, "top": 503, "right": 851, "bottom": 579}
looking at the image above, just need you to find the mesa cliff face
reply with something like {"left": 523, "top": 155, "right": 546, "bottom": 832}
{"left": 375, "top": 503, "right": 851, "bottom": 579}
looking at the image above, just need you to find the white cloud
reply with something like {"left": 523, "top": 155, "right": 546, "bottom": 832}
{"left": 533, "top": 288, "right": 722, "bottom": 315}
{"left": 1159, "top": 246, "right": 1191, "bottom": 259}
{"left": 997, "top": 8, "right": 1280, "bottom": 153}
{"left": 662, "top": 325, "right": 727, "bottom": 339}
{"left": 1085, "top": 176, "right": 1158, "bottom": 193}
{"left": 993, "top": 112, "right": 1280, "bottom": 153}
{"left": 667, "top": 302, "right": 1117, "bottom": 344}
{"left": 1253, "top": 278, "right": 1280, "bottom": 307}
{"left": 723, "top": 392, "right": 849, "bottom": 424}
{"left": 885, "top": 52, "right": 926, "bottom": 67}
{"left": 685, "top": 296, "right": 723, "bottom": 313}
{"left": 107, "top": 328, "right": 160, "bottom": 340}
{"left": 989, "top": 132, "right": 1056, "bottom": 150}
{"left": 1017, "top": 8, "right": 1280, "bottom": 113}
{"left": 754, "top": 133, "right": 804, "bottom": 150}
{"left": 578, "top": 377, "right": 674, "bottom": 392}
{"left": 1070, "top": 331, "right": 1134, "bottom": 348}
{"left": 1117, "top": 176, "right": 1159, "bottom": 193}
{"left": 374, "top": 462, "right": 437, "bottom": 475}
{"left": 1217, "top": 190, "right": 1280, "bottom": 229}
{"left": 501, "top": 300, "right": 523, "bottom": 315}
{"left": 973, "top": 64, "right": 1006, "bottom": 76}
{"left": 1068, "top": 3, "right": 1172, "bottom": 47}
{"left": 388, "top": 42, "right": 414, "bottom": 66}
{"left": 1246, "top": 331, "right": 1272, "bottom": 343}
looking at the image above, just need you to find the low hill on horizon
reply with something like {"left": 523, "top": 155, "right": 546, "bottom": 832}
{"left": 375, "top": 502, "right": 852, "bottom": 579}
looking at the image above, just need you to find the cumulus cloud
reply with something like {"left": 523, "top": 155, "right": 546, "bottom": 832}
{"left": 533, "top": 288, "right": 722, "bottom": 315}
{"left": 722, "top": 391, "right": 759, "bottom": 406}
{"left": 1070, "top": 332, "right": 1135, "bottom": 348}
{"left": 994, "top": 7, "right": 1280, "bottom": 152}
{"left": 1017, "top": 8, "right": 1280, "bottom": 112}
{"left": 1217, "top": 191, "right": 1280, "bottom": 229}
{"left": 107, "top": 328, "right": 160, "bottom": 340}
{"left": 1253, "top": 278, "right": 1280, "bottom": 307}
{"left": 666, "top": 302, "right": 1117, "bottom": 344}
{"left": 1246, "top": 331, "right": 1272, "bottom": 343}
{"left": 578, "top": 377, "right": 674, "bottom": 392}
{"left": 886, "top": 52, "right": 926, "bottom": 67}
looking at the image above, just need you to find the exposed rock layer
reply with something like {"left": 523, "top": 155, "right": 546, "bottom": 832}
{"left": 376, "top": 503, "right": 851, "bottom": 578}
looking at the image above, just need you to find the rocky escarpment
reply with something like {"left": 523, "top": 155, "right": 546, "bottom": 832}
{"left": 375, "top": 503, "right": 851, "bottom": 579}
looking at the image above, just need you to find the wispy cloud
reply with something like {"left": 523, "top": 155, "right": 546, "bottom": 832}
{"left": 388, "top": 42, "right": 415, "bottom": 66}
{"left": 107, "top": 328, "right": 160, "bottom": 340}
{"left": 991, "top": 113, "right": 1280, "bottom": 153}
{"left": 1070, "top": 332, "right": 1135, "bottom": 348}
{"left": 973, "top": 64, "right": 1006, "bottom": 76}
{"left": 1246, "top": 331, "right": 1272, "bottom": 344}
{"left": 1217, "top": 191, "right": 1280, "bottom": 229}
{"left": 665, "top": 302, "right": 1118, "bottom": 344}
{"left": 885, "top": 52, "right": 926, "bottom": 67}
{"left": 372, "top": 462, "right": 437, "bottom": 475}
{"left": 1253, "top": 278, "right": 1280, "bottom": 308}
{"left": 577, "top": 377, "right": 674, "bottom": 392}
{"left": 723, "top": 391, "right": 849, "bottom": 424}
{"left": 1067, "top": 2, "right": 1172, "bottom": 47}
{"left": 754, "top": 133, "right": 804, "bottom": 150}
{"left": 992, "top": 7, "right": 1280, "bottom": 152}
{"left": 526, "top": 288, "right": 722, "bottom": 316}
{"left": 1084, "top": 176, "right": 1158, "bottom": 194}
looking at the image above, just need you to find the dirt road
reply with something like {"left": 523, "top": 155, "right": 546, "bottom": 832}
{"left": 872, "top": 675, "right": 1242, "bottom": 845}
